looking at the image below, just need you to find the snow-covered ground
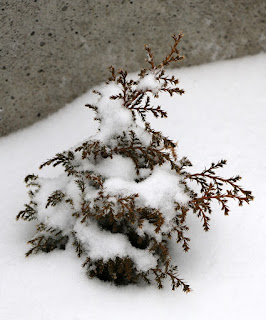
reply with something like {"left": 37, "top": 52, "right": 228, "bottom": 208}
{"left": 1, "top": 53, "right": 265, "bottom": 320}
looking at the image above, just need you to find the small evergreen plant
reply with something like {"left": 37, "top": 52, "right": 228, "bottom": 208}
{"left": 17, "top": 34, "right": 253, "bottom": 292}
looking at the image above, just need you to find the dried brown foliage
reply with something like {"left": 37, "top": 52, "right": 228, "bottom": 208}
{"left": 17, "top": 34, "right": 253, "bottom": 292}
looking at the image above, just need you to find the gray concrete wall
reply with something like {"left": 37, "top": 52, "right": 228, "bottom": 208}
{"left": 1, "top": 0, "right": 265, "bottom": 136}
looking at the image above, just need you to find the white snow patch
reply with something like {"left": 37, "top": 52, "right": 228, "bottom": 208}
{"left": 74, "top": 221, "right": 157, "bottom": 271}
{"left": 34, "top": 175, "right": 75, "bottom": 230}
{"left": 137, "top": 73, "right": 162, "bottom": 94}
{"left": 94, "top": 84, "right": 134, "bottom": 143}
{"left": 104, "top": 163, "right": 189, "bottom": 226}
{"left": 95, "top": 155, "right": 137, "bottom": 181}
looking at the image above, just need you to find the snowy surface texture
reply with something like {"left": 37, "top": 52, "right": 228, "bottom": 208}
{"left": 1, "top": 53, "right": 266, "bottom": 319}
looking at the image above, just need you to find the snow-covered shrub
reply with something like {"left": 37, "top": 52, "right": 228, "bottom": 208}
{"left": 17, "top": 34, "right": 253, "bottom": 292}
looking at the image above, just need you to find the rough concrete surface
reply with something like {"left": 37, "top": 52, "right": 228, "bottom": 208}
{"left": 1, "top": 0, "right": 265, "bottom": 136}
